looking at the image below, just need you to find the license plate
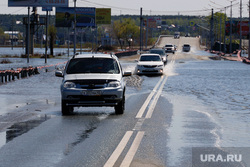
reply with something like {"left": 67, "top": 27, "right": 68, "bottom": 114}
{"left": 82, "top": 90, "right": 102, "bottom": 96}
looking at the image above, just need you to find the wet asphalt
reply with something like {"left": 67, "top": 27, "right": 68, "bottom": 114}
{"left": 0, "top": 37, "right": 248, "bottom": 167}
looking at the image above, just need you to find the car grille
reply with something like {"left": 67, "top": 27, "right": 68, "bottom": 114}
{"left": 142, "top": 70, "right": 158, "bottom": 72}
{"left": 70, "top": 79, "right": 116, "bottom": 89}
{"left": 143, "top": 65, "right": 157, "bottom": 68}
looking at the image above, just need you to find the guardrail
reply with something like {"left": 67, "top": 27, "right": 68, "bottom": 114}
{"left": 0, "top": 67, "right": 39, "bottom": 84}
{"left": 114, "top": 50, "right": 138, "bottom": 57}
{"left": 0, "top": 61, "right": 67, "bottom": 85}
{"left": 152, "top": 35, "right": 173, "bottom": 48}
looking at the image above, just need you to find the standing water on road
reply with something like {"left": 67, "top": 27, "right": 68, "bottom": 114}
{"left": 162, "top": 51, "right": 250, "bottom": 166}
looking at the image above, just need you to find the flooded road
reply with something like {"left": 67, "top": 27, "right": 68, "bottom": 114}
{"left": 0, "top": 40, "right": 249, "bottom": 166}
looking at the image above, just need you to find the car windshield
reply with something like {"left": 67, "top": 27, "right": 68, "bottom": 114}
{"left": 149, "top": 50, "right": 164, "bottom": 55}
{"left": 165, "top": 45, "right": 173, "bottom": 47}
{"left": 66, "top": 58, "right": 120, "bottom": 74}
{"left": 184, "top": 44, "right": 190, "bottom": 47}
{"left": 139, "top": 55, "right": 161, "bottom": 61}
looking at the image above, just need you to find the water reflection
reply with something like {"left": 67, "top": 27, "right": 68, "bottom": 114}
{"left": 3, "top": 115, "right": 51, "bottom": 145}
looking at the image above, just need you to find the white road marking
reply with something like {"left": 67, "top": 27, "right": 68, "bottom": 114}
{"left": 103, "top": 131, "right": 133, "bottom": 167}
{"left": 136, "top": 76, "right": 165, "bottom": 118}
{"left": 104, "top": 74, "right": 168, "bottom": 166}
{"left": 133, "top": 118, "right": 145, "bottom": 131}
{"left": 120, "top": 131, "right": 145, "bottom": 167}
{"left": 145, "top": 76, "right": 168, "bottom": 118}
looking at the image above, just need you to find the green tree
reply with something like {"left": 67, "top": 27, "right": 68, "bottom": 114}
{"left": 112, "top": 18, "right": 139, "bottom": 50}
{"left": 0, "top": 27, "right": 8, "bottom": 45}
{"left": 120, "top": 18, "right": 139, "bottom": 49}
{"left": 112, "top": 20, "right": 124, "bottom": 49}
{"left": 207, "top": 12, "right": 228, "bottom": 42}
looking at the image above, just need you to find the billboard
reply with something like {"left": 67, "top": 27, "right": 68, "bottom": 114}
{"left": 226, "top": 21, "right": 249, "bottom": 37}
{"left": 146, "top": 17, "right": 162, "bottom": 28}
{"left": 96, "top": 8, "right": 111, "bottom": 25}
{"left": 237, "top": 21, "right": 249, "bottom": 37}
{"left": 56, "top": 7, "right": 95, "bottom": 27}
{"left": 8, "top": 0, "right": 68, "bottom": 7}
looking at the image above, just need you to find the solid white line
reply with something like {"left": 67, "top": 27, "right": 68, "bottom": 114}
{"left": 135, "top": 76, "right": 165, "bottom": 118}
{"left": 146, "top": 76, "right": 168, "bottom": 118}
{"left": 103, "top": 131, "right": 133, "bottom": 167}
{"left": 120, "top": 131, "right": 145, "bottom": 167}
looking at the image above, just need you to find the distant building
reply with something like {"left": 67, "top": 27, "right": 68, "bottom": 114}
{"left": 4, "top": 31, "right": 23, "bottom": 46}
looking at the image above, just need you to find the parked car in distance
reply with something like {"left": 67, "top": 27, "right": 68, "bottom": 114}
{"left": 182, "top": 44, "right": 191, "bottom": 52}
{"left": 55, "top": 54, "right": 131, "bottom": 115}
{"left": 174, "top": 32, "right": 180, "bottom": 39}
{"left": 163, "top": 44, "right": 175, "bottom": 54}
{"left": 185, "top": 33, "right": 190, "bottom": 37}
{"left": 136, "top": 54, "right": 164, "bottom": 75}
{"left": 149, "top": 48, "right": 167, "bottom": 64}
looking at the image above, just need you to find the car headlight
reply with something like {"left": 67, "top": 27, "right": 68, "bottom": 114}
{"left": 63, "top": 81, "right": 76, "bottom": 88}
{"left": 107, "top": 81, "right": 121, "bottom": 87}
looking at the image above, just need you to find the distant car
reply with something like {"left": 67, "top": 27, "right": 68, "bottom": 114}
{"left": 149, "top": 48, "right": 167, "bottom": 64}
{"left": 174, "top": 32, "right": 180, "bottom": 39}
{"left": 182, "top": 44, "right": 191, "bottom": 52}
{"left": 55, "top": 54, "right": 131, "bottom": 115}
{"left": 174, "top": 45, "right": 177, "bottom": 51}
{"left": 163, "top": 44, "right": 175, "bottom": 54}
{"left": 185, "top": 33, "right": 190, "bottom": 37}
{"left": 136, "top": 54, "right": 164, "bottom": 75}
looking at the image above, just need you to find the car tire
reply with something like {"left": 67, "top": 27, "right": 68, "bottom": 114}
{"left": 61, "top": 100, "right": 74, "bottom": 115}
{"left": 115, "top": 94, "right": 125, "bottom": 115}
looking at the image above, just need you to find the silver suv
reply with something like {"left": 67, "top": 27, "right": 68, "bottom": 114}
{"left": 55, "top": 54, "right": 130, "bottom": 115}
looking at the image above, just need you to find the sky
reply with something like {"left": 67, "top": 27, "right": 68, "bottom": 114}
{"left": 0, "top": 0, "right": 249, "bottom": 17}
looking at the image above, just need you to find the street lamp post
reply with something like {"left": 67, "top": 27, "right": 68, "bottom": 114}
{"left": 74, "top": 0, "right": 77, "bottom": 56}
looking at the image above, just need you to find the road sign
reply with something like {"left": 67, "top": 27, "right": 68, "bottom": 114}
{"left": 8, "top": 0, "right": 69, "bottom": 7}
{"left": 96, "top": 8, "right": 111, "bottom": 25}
{"left": 56, "top": 7, "right": 96, "bottom": 27}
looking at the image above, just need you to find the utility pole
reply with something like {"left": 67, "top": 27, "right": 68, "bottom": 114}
{"left": 239, "top": 0, "right": 242, "bottom": 50}
{"left": 140, "top": 8, "right": 143, "bottom": 52}
{"left": 230, "top": 1, "right": 233, "bottom": 54}
{"left": 74, "top": 0, "right": 77, "bottom": 56}
{"left": 210, "top": 9, "right": 214, "bottom": 51}
{"left": 45, "top": 10, "right": 48, "bottom": 64}
{"left": 224, "top": 7, "right": 227, "bottom": 53}
{"left": 220, "top": 12, "right": 222, "bottom": 52}
{"left": 249, "top": 0, "right": 250, "bottom": 59}
{"left": 27, "top": 7, "right": 30, "bottom": 63}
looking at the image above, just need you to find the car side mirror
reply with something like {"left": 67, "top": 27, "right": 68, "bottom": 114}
{"left": 55, "top": 70, "right": 64, "bottom": 77}
{"left": 123, "top": 71, "right": 132, "bottom": 77}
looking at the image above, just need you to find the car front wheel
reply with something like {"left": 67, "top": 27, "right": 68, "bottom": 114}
{"left": 61, "top": 100, "right": 74, "bottom": 115}
{"left": 115, "top": 94, "right": 125, "bottom": 115}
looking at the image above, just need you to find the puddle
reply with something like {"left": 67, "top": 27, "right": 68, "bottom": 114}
{"left": 64, "top": 120, "right": 99, "bottom": 156}
{"left": 0, "top": 115, "right": 51, "bottom": 148}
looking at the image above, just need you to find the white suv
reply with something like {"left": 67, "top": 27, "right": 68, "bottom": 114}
{"left": 55, "top": 54, "right": 130, "bottom": 115}
{"left": 163, "top": 44, "right": 175, "bottom": 54}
